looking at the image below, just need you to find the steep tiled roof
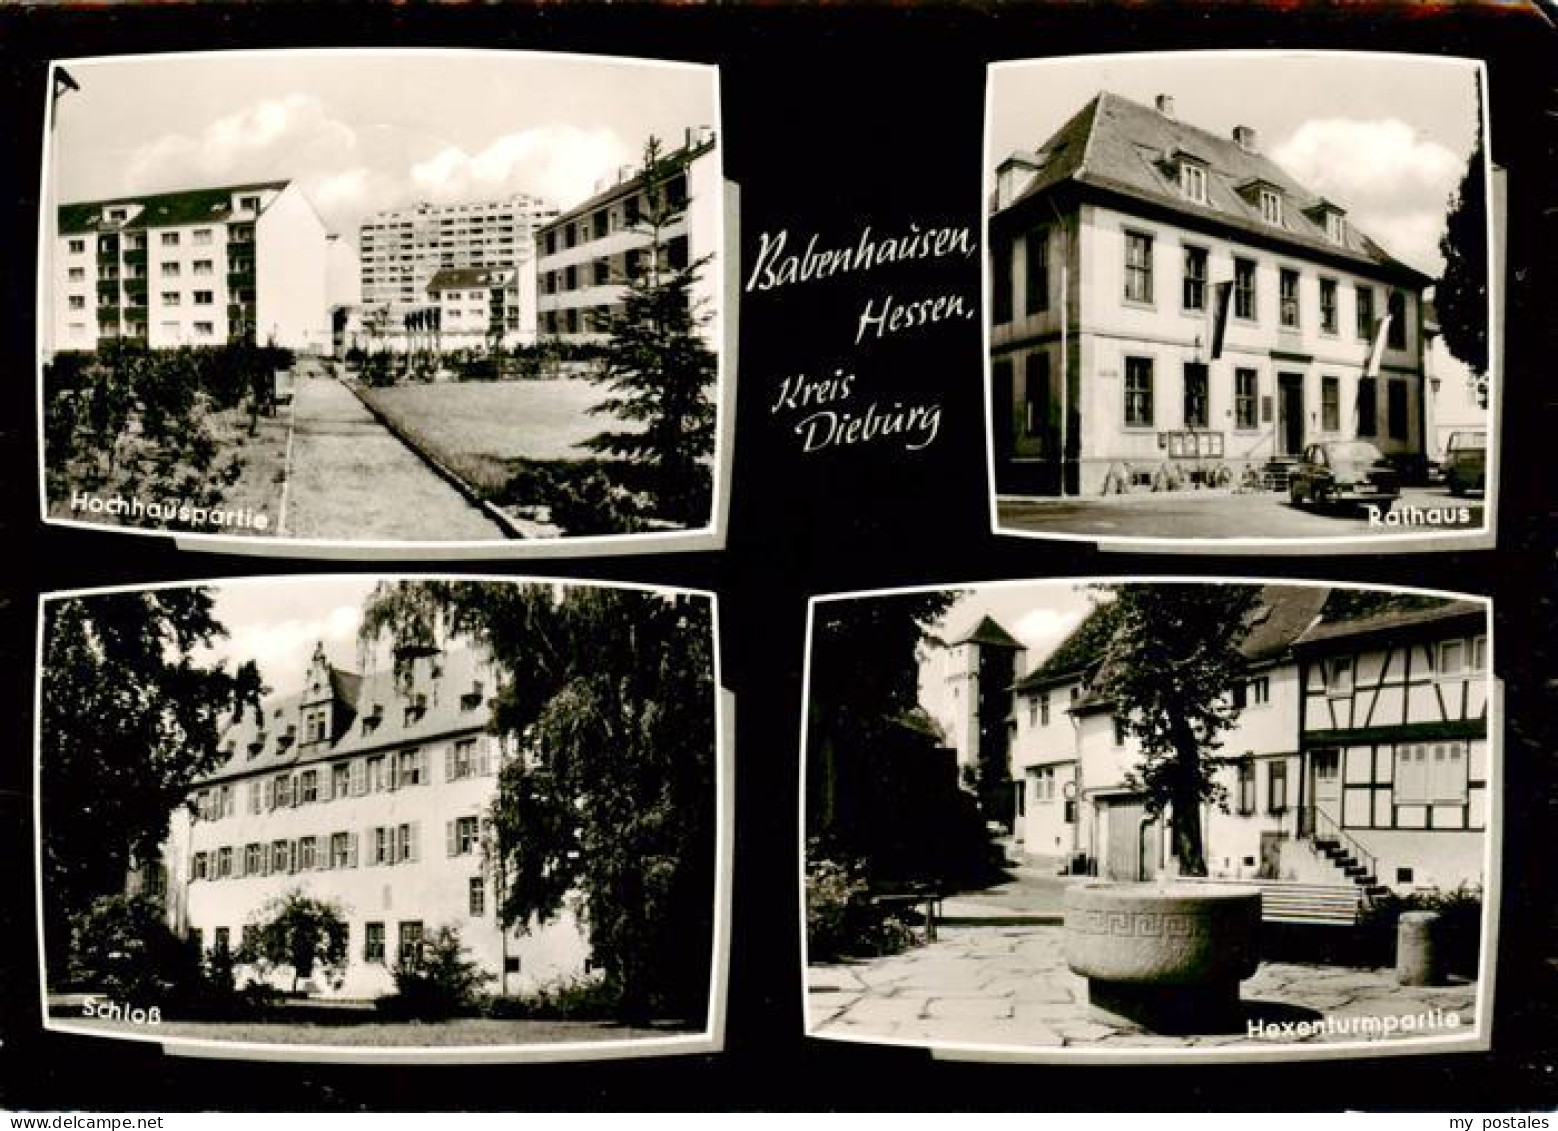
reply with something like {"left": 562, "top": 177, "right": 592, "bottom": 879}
{"left": 995, "top": 91, "right": 1429, "bottom": 284}
{"left": 58, "top": 181, "right": 290, "bottom": 236}
{"left": 951, "top": 614, "right": 1023, "bottom": 650}
{"left": 198, "top": 648, "right": 494, "bottom": 786}
{"left": 1295, "top": 597, "right": 1484, "bottom": 648}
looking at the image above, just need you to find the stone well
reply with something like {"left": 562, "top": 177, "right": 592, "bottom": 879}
{"left": 1064, "top": 881, "right": 1262, "bottom": 1033}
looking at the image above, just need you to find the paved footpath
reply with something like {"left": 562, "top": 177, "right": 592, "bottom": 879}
{"left": 283, "top": 372, "right": 504, "bottom": 541}
{"left": 809, "top": 924, "right": 1478, "bottom": 1050}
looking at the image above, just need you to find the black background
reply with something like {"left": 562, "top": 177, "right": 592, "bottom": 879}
{"left": 1, "top": 0, "right": 1555, "bottom": 1112}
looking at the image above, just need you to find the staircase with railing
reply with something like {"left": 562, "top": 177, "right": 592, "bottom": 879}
{"left": 1297, "top": 804, "right": 1388, "bottom": 899}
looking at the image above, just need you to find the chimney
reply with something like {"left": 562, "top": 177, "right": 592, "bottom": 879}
{"left": 1233, "top": 125, "right": 1259, "bottom": 153}
{"left": 1155, "top": 94, "right": 1175, "bottom": 118}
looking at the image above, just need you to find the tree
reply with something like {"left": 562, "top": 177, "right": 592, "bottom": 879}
{"left": 386, "top": 924, "right": 493, "bottom": 1018}
{"left": 40, "top": 590, "right": 264, "bottom": 967}
{"left": 1095, "top": 584, "right": 1263, "bottom": 877}
{"left": 579, "top": 136, "right": 717, "bottom": 527}
{"left": 358, "top": 580, "right": 717, "bottom": 1023}
{"left": 245, "top": 889, "right": 350, "bottom": 993}
{"left": 1437, "top": 76, "right": 1489, "bottom": 407}
{"left": 67, "top": 892, "right": 203, "bottom": 1006}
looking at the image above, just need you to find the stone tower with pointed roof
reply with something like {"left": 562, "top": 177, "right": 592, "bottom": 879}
{"left": 943, "top": 615, "right": 1026, "bottom": 828}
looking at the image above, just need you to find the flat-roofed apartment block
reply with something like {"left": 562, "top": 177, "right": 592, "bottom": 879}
{"left": 536, "top": 127, "right": 719, "bottom": 345}
{"left": 153, "top": 642, "right": 589, "bottom": 999}
{"left": 53, "top": 181, "right": 330, "bottom": 353}
{"left": 358, "top": 195, "right": 553, "bottom": 344}
{"left": 425, "top": 267, "right": 521, "bottom": 350}
{"left": 999, "top": 588, "right": 1487, "bottom": 899}
{"left": 989, "top": 93, "right": 1433, "bottom": 496}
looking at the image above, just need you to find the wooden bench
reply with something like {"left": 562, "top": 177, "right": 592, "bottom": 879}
{"left": 872, "top": 887, "right": 945, "bottom": 941}
{"left": 1173, "top": 878, "right": 1365, "bottom": 926}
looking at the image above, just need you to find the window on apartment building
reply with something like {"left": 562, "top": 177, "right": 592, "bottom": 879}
{"left": 1387, "top": 290, "right": 1407, "bottom": 349}
{"left": 1123, "top": 356, "right": 1154, "bottom": 427}
{"left": 564, "top": 224, "right": 577, "bottom": 249}
{"left": 1233, "top": 258, "right": 1256, "bottom": 320}
{"left": 1181, "top": 245, "right": 1207, "bottom": 312}
{"left": 449, "top": 815, "right": 481, "bottom": 857}
{"left": 1321, "top": 376, "right": 1341, "bottom": 432}
{"left": 1319, "top": 278, "right": 1338, "bottom": 334}
{"left": 1024, "top": 228, "right": 1050, "bottom": 315}
{"left": 1022, "top": 352, "right": 1049, "bottom": 438}
{"left": 194, "top": 322, "right": 213, "bottom": 338}
{"left": 398, "top": 921, "right": 425, "bottom": 967}
{"left": 272, "top": 773, "right": 293, "bottom": 809}
{"left": 1436, "top": 636, "right": 1486, "bottom": 677}
{"left": 1326, "top": 656, "right": 1354, "bottom": 694}
{"left": 247, "top": 782, "right": 262, "bottom": 814}
{"left": 298, "top": 769, "right": 318, "bottom": 804}
{"left": 1180, "top": 161, "right": 1208, "bottom": 204}
{"left": 193, "top": 229, "right": 212, "bottom": 246}
{"left": 216, "top": 846, "right": 233, "bottom": 879}
{"left": 1260, "top": 189, "right": 1283, "bottom": 226}
{"left": 1183, "top": 363, "right": 1209, "bottom": 428}
{"left": 1268, "top": 761, "right": 1289, "bottom": 814}
{"left": 239, "top": 195, "right": 261, "bottom": 212}
{"left": 396, "top": 823, "right": 418, "bottom": 863}
{"left": 1357, "top": 377, "right": 1378, "bottom": 437}
{"left": 69, "top": 296, "right": 85, "bottom": 310}
{"left": 1234, "top": 368, "right": 1258, "bottom": 430}
{"left": 668, "top": 235, "right": 690, "bottom": 271}
{"left": 1355, "top": 285, "right": 1375, "bottom": 340}
{"left": 161, "top": 232, "right": 180, "bottom": 247}
{"left": 213, "top": 927, "right": 230, "bottom": 953}
{"left": 331, "top": 831, "right": 356, "bottom": 869}
{"left": 1472, "top": 635, "right": 1488, "bottom": 672}
{"left": 192, "top": 852, "right": 208, "bottom": 881}
{"left": 1387, "top": 380, "right": 1408, "bottom": 440}
{"left": 161, "top": 292, "right": 180, "bottom": 306}
{"left": 69, "top": 238, "right": 85, "bottom": 254}
{"left": 244, "top": 843, "right": 264, "bottom": 876}
{"left": 193, "top": 258, "right": 214, "bottom": 277}
{"left": 68, "top": 266, "right": 85, "bottom": 281}
{"left": 162, "top": 261, "right": 182, "bottom": 278}
{"left": 592, "top": 210, "right": 609, "bottom": 239}
{"left": 1112, "top": 716, "right": 1129, "bottom": 747}
{"left": 395, "top": 748, "right": 425, "bottom": 787}
{"left": 1039, "top": 693, "right": 1051, "bottom": 727}
{"left": 272, "top": 840, "right": 291, "bottom": 874}
{"left": 469, "top": 877, "right": 486, "bottom": 917}
{"left": 297, "top": 836, "right": 318, "bottom": 871}
{"left": 365, "top": 922, "right": 386, "bottom": 963}
{"left": 1033, "top": 765, "right": 1056, "bottom": 802}
{"left": 1395, "top": 742, "right": 1468, "bottom": 806}
{"left": 1236, "top": 759, "right": 1256, "bottom": 815}
{"left": 1123, "top": 230, "right": 1153, "bottom": 304}
{"left": 366, "top": 754, "right": 386, "bottom": 792}
{"left": 331, "top": 763, "right": 350, "bottom": 799}
{"left": 990, "top": 239, "right": 1013, "bottom": 323}
{"left": 1279, "top": 268, "right": 1300, "bottom": 328}
{"left": 544, "top": 231, "right": 557, "bottom": 255}
{"left": 564, "top": 265, "right": 578, "bottom": 291}
{"left": 447, "top": 738, "right": 482, "bottom": 781}
{"left": 593, "top": 260, "right": 611, "bottom": 287}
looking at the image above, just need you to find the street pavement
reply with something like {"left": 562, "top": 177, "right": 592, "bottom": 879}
{"left": 282, "top": 369, "right": 505, "bottom": 541}
{"left": 997, "top": 487, "right": 1485, "bottom": 540}
{"left": 808, "top": 923, "right": 1478, "bottom": 1051}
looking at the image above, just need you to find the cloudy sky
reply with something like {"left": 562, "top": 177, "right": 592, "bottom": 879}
{"left": 988, "top": 52, "right": 1484, "bottom": 276}
{"left": 51, "top": 51, "right": 718, "bottom": 242}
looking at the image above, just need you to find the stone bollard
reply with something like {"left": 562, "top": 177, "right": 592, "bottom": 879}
{"left": 1397, "top": 910, "right": 1445, "bottom": 986}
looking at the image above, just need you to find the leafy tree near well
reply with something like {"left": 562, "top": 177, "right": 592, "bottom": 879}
{"left": 1095, "top": 584, "right": 1263, "bottom": 877}
{"left": 1437, "top": 77, "right": 1489, "bottom": 408}
{"left": 245, "top": 889, "right": 350, "bottom": 993}
{"left": 358, "top": 580, "right": 717, "bottom": 1023}
{"left": 40, "top": 590, "right": 264, "bottom": 973}
{"left": 578, "top": 136, "right": 717, "bottom": 528}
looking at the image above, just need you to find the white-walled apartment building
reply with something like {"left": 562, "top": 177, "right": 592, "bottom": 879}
{"left": 1002, "top": 586, "right": 1488, "bottom": 899}
{"left": 358, "top": 195, "right": 553, "bottom": 343}
{"left": 989, "top": 93, "right": 1435, "bottom": 496}
{"left": 536, "top": 128, "right": 719, "bottom": 345}
{"left": 54, "top": 181, "right": 331, "bottom": 354}
{"left": 156, "top": 642, "right": 589, "bottom": 999}
{"left": 425, "top": 267, "right": 521, "bottom": 350}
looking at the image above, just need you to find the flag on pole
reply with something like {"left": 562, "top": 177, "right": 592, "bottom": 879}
{"left": 1209, "top": 280, "right": 1233, "bottom": 360}
{"left": 1364, "top": 315, "right": 1392, "bottom": 377}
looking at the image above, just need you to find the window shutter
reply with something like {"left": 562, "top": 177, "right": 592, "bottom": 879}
{"left": 233, "top": 850, "right": 244, "bottom": 880}
{"left": 349, "top": 832, "right": 359, "bottom": 868}
{"left": 447, "top": 820, "right": 457, "bottom": 858}
{"left": 352, "top": 760, "right": 366, "bottom": 797}
{"left": 263, "top": 779, "right": 274, "bottom": 810}
{"left": 388, "top": 757, "right": 399, "bottom": 792}
{"left": 320, "top": 768, "right": 333, "bottom": 802}
{"left": 445, "top": 745, "right": 455, "bottom": 782}
{"left": 290, "top": 774, "right": 300, "bottom": 807}
{"left": 409, "top": 823, "right": 419, "bottom": 863}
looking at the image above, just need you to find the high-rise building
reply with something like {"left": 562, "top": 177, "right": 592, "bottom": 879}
{"left": 53, "top": 180, "right": 331, "bottom": 353}
{"left": 358, "top": 195, "right": 555, "bottom": 342}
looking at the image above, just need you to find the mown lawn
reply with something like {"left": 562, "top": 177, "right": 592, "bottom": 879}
{"left": 59, "top": 1014, "right": 688, "bottom": 1047}
{"left": 355, "top": 379, "right": 627, "bottom": 495}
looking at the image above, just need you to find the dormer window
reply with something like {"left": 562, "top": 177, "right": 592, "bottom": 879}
{"left": 1260, "top": 189, "right": 1283, "bottom": 227}
{"left": 1179, "top": 161, "right": 1208, "bottom": 205}
{"left": 1325, "top": 212, "right": 1344, "bottom": 242}
{"left": 105, "top": 207, "right": 128, "bottom": 223}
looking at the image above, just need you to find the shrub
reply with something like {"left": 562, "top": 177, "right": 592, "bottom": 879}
{"left": 479, "top": 977, "right": 623, "bottom": 1021}
{"left": 245, "top": 889, "right": 350, "bottom": 993}
{"left": 1359, "top": 883, "right": 1484, "bottom": 975}
{"left": 376, "top": 925, "right": 493, "bottom": 1020}
{"left": 66, "top": 893, "right": 204, "bottom": 1008}
{"left": 806, "top": 846, "right": 918, "bottom": 964}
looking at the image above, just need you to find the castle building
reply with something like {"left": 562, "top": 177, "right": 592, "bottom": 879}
{"left": 1002, "top": 587, "right": 1488, "bottom": 897}
{"left": 358, "top": 194, "right": 554, "bottom": 340}
{"left": 988, "top": 92, "right": 1434, "bottom": 495}
{"left": 158, "top": 642, "right": 589, "bottom": 999}
{"left": 53, "top": 180, "right": 331, "bottom": 353}
{"left": 535, "top": 128, "right": 719, "bottom": 344}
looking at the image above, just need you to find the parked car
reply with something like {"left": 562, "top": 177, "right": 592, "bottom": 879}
{"left": 1289, "top": 440, "right": 1400, "bottom": 512}
{"left": 1441, "top": 430, "right": 1487, "bottom": 496}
